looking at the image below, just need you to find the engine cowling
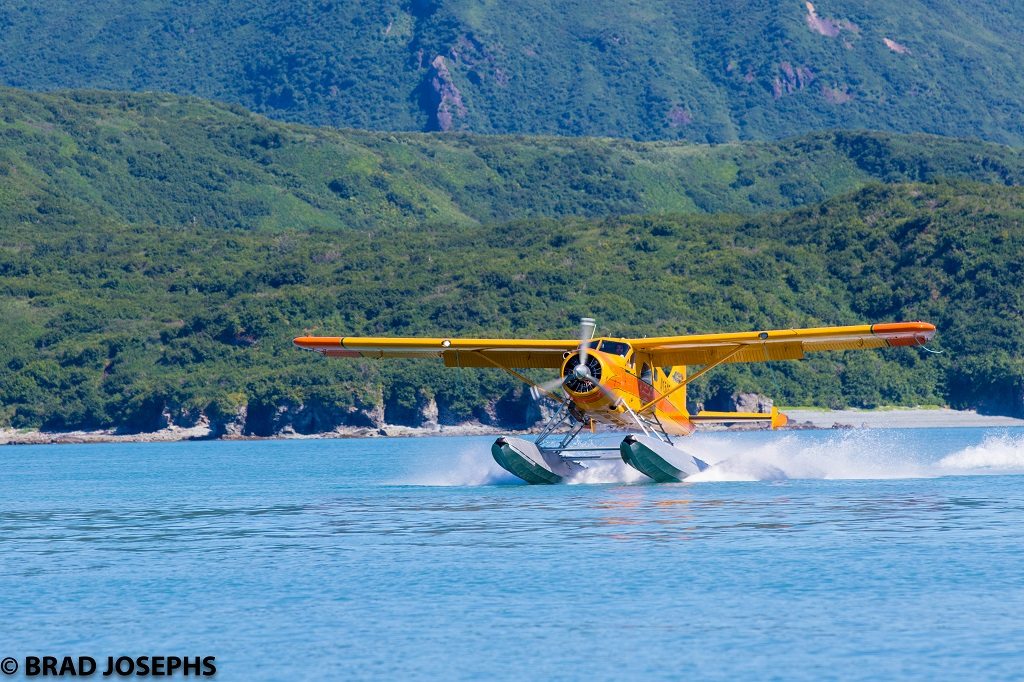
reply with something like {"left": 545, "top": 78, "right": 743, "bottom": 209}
{"left": 562, "top": 352, "right": 602, "bottom": 394}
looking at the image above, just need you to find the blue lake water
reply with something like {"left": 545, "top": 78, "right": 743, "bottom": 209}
{"left": 2, "top": 427, "right": 1024, "bottom": 680}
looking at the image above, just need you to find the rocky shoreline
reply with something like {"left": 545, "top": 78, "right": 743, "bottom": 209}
{"left": 0, "top": 418, "right": 539, "bottom": 446}
{"left": 3, "top": 407, "right": 1022, "bottom": 446}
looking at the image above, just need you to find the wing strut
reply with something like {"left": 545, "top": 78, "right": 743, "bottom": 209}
{"left": 470, "top": 351, "right": 568, "bottom": 404}
{"left": 637, "top": 344, "right": 745, "bottom": 414}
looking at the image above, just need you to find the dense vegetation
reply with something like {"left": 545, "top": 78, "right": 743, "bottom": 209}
{"left": 0, "top": 88, "right": 1021, "bottom": 433}
{"left": 2, "top": 89, "right": 1024, "bottom": 235}
{"left": 2, "top": 176, "right": 1022, "bottom": 432}
{"left": 2, "top": 1, "right": 1023, "bottom": 144}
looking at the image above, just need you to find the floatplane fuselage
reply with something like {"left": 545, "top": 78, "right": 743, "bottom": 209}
{"left": 546, "top": 335, "right": 788, "bottom": 436}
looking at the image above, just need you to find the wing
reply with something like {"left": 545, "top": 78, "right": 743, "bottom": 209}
{"left": 293, "top": 336, "right": 577, "bottom": 368}
{"left": 625, "top": 322, "right": 936, "bottom": 366}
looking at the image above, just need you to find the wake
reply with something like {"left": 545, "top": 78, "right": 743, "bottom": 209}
{"left": 935, "top": 434, "right": 1024, "bottom": 472}
{"left": 687, "top": 431, "right": 1024, "bottom": 482}
{"left": 396, "top": 431, "right": 1024, "bottom": 486}
{"left": 398, "top": 448, "right": 520, "bottom": 486}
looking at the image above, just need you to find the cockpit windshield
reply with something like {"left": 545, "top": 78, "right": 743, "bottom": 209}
{"left": 598, "top": 340, "right": 631, "bottom": 357}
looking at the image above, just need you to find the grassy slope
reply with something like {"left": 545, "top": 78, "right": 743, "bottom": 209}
{"left": 1, "top": 2, "right": 1023, "bottom": 143}
{"left": 1, "top": 89, "right": 1023, "bottom": 235}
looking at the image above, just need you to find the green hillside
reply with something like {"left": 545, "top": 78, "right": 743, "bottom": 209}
{"left": 2, "top": 89, "right": 1024, "bottom": 235}
{"left": 1, "top": 88, "right": 1021, "bottom": 434}
{"left": 2, "top": 1, "right": 1024, "bottom": 143}
{"left": 2, "top": 179, "right": 1022, "bottom": 433}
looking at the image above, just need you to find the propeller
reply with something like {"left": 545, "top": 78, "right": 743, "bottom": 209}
{"left": 535, "top": 317, "right": 599, "bottom": 397}
{"left": 536, "top": 374, "right": 568, "bottom": 395}
{"left": 577, "top": 317, "right": 596, "bottom": 364}
{"left": 530, "top": 317, "right": 637, "bottom": 428}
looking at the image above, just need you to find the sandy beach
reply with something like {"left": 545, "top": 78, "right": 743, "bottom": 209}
{"left": 782, "top": 407, "right": 1024, "bottom": 429}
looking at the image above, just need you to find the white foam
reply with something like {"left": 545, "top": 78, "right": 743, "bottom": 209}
{"left": 398, "top": 448, "right": 518, "bottom": 486}
{"left": 684, "top": 431, "right": 931, "bottom": 482}
{"left": 937, "top": 434, "right": 1024, "bottom": 472}
{"left": 396, "top": 431, "right": 1024, "bottom": 486}
{"left": 566, "top": 460, "right": 649, "bottom": 485}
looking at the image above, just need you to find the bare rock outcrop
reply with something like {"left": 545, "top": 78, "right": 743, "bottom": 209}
{"left": 420, "top": 396, "right": 440, "bottom": 430}
{"left": 703, "top": 391, "right": 775, "bottom": 414}
{"left": 883, "top": 38, "right": 911, "bottom": 55}
{"left": 243, "top": 394, "right": 382, "bottom": 436}
{"left": 804, "top": 2, "right": 859, "bottom": 38}
{"left": 773, "top": 61, "right": 815, "bottom": 99}
{"left": 733, "top": 392, "right": 775, "bottom": 414}
{"left": 475, "top": 386, "right": 545, "bottom": 430}
{"left": 425, "top": 55, "right": 467, "bottom": 131}
{"left": 822, "top": 83, "right": 854, "bottom": 104}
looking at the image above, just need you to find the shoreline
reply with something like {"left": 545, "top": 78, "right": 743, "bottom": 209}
{"left": 0, "top": 421, "right": 534, "bottom": 446}
{"left": 2, "top": 407, "right": 1023, "bottom": 446}
{"left": 782, "top": 407, "right": 1024, "bottom": 430}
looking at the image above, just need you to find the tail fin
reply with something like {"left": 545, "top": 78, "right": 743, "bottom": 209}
{"left": 771, "top": 406, "right": 789, "bottom": 430}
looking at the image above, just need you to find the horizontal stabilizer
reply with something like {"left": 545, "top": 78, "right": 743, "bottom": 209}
{"left": 691, "top": 407, "right": 789, "bottom": 429}
{"left": 691, "top": 411, "right": 772, "bottom": 421}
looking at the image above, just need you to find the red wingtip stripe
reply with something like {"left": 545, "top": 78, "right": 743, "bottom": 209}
{"left": 871, "top": 322, "right": 937, "bottom": 347}
{"left": 293, "top": 336, "right": 345, "bottom": 350}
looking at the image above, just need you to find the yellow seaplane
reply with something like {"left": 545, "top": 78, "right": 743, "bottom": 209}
{"left": 294, "top": 319, "right": 936, "bottom": 484}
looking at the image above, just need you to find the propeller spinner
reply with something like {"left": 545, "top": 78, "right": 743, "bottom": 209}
{"left": 537, "top": 317, "right": 602, "bottom": 395}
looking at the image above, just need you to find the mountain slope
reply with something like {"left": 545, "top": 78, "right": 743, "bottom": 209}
{"left": 2, "top": 1, "right": 1023, "bottom": 143}
{"left": 1, "top": 88, "right": 1021, "bottom": 433}
{"left": 2, "top": 181, "right": 1022, "bottom": 433}
{"left": 2, "top": 89, "right": 1024, "bottom": 234}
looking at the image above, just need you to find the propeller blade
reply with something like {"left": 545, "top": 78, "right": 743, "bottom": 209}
{"left": 595, "top": 381, "right": 621, "bottom": 404}
{"left": 577, "top": 317, "right": 596, "bottom": 364}
{"left": 537, "top": 376, "right": 567, "bottom": 393}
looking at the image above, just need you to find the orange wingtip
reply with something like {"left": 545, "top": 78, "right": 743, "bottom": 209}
{"left": 293, "top": 336, "right": 343, "bottom": 350}
{"left": 872, "top": 322, "right": 936, "bottom": 347}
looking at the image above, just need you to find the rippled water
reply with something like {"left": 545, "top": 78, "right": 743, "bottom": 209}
{"left": 2, "top": 428, "right": 1024, "bottom": 680}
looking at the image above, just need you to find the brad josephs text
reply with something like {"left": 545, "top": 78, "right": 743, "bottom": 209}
{"left": 22, "top": 655, "right": 216, "bottom": 677}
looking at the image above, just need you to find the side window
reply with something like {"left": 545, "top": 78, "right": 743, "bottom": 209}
{"left": 640, "top": 363, "right": 654, "bottom": 385}
{"left": 661, "top": 367, "right": 673, "bottom": 377}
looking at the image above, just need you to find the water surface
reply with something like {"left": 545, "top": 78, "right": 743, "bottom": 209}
{"left": 2, "top": 428, "right": 1024, "bottom": 680}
